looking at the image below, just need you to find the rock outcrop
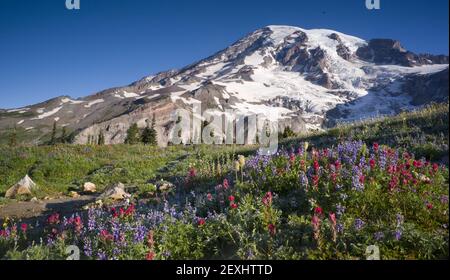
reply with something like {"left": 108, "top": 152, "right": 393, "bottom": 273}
{"left": 5, "top": 175, "right": 38, "bottom": 198}
{"left": 99, "top": 183, "right": 131, "bottom": 200}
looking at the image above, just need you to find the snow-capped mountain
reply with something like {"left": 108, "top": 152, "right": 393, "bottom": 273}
{"left": 0, "top": 25, "right": 448, "bottom": 145}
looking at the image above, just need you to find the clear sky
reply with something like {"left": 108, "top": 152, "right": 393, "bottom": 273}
{"left": 0, "top": 0, "right": 448, "bottom": 108}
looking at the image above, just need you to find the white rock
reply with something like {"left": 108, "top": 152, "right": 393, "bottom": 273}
{"left": 99, "top": 183, "right": 130, "bottom": 200}
{"left": 83, "top": 182, "right": 97, "bottom": 193}
{"left": 5, "top": 175, "right": 38, "bottom": 199}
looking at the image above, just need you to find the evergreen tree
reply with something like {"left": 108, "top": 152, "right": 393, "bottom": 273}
{"left": 281, "top": 126, "right": 296, "bottom": 139}
{"left": 61, "top": 126, "right": 67, "bottom": 144}
{"left": 125, "top": 123, "right": 140, "bottom": 145}
{"left": 50, "top": 121, "right": 57, "bottom": 145}
{"left": 142, "top": 118, "right": 157, "bottom": 145}
{"left": 9, "top": 126, "right": 17, "bottom": 147}
{"left": 98, "top": 130, "right": 105, "bottom": 145}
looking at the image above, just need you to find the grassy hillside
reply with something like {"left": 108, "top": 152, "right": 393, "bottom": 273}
{"left": 282, "top": 103, "right": 449, "bottom": 161}
{"left": 0, "top": 103, "right": 448, "bottom": 199}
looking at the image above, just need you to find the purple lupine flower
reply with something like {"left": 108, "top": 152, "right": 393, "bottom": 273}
{"left": 336, "top": 204, "right": 346, "bottom": 217}
{"left": 379, "top": 150, "right": 387, "bottom": 170}
{"left": 134, "top": 225, "right": 147, "bottom": 243}
{"left": 359, "top": 156, "right": 366, "bottom": 169}
{"left": 111, "top": 220, "right": 121, "bottom": 242}
{"left": 374, "top": 232, "right": 384, "bottom": 241}
{"left": 354, "top": 218, "right": 365, "bottom": 231}
{"left": 336, "top": 223, "right": 344, "bottom": 234}
{"left": 246, "top": 248, "right": 255, "bottom": 259}
{"left": 299, "top": 172, "right": 309, "bottom": 187}
{"left": 62, "top": 216, "right": 69, "bottom": 227}
{"left": 97, "top": 250, "right": 107, "bottom": 260}
{"left": 352, "top": 174, "right": 364, "bottom": 191}
{"left": 112, "top": 248, "right": 121, "bottom": 258}
{"left": 47, "top": 237, "right": 55, "bottom": 246}
{"left": 394, "top": 229, "right": 402, "bottom": 241}
{"left": 297, "top": 147, "right": 304, "bottom": 157}
{"left": 87, "top": 208, "right": 96, "bottom": 231}
{"left": 83, "top": 237, "right": 92, "bottom": 257}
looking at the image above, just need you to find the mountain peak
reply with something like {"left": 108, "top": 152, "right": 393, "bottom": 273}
{"left": 0, "top": 25, "right": 447, "bottom": 146}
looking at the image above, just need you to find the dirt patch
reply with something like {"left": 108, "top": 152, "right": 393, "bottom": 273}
{"left": 0, "top": 195, "right": 98, "bottom": 221}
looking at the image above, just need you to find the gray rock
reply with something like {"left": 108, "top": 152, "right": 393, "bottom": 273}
{"left": 5, "top": 175, "right": 38, "bottom": 199}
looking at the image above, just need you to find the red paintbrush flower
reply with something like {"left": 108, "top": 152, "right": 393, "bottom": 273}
{"left": 373, "top": 143, "right": 379, "bottom": 152}
{"left": 268, "top": 224, "right": 276, "bottom": 236}
{"left": 312, "top": 175, "right": 319, "bottom": 186}
{"left": 313, "top": 160, "right": 320, "bottom": 172}
{"left": 47, "top": 213, "right": 60, "bottom": 225}
{"left": 334, "top": 160, "right": 341, "bottom": 170}
{"left": 20, "top": 223, "right": 27, "bottom": 233}
{"left": 262, "top": 192, "right": 273, "bottom": 206}
{"left": 99, "top": 229, "right": 113, "bottom": 242}
{"left": 329, "top": 212, "right": 337, "bottom": 226}
{"left": 223, "top": 179, "right": 229, "bottom": 190}
{"left": 146, "top": 251, "right": 155, "bottom": 261}
{"left": 314, "top": 207, "right": 323, "bottom": 215}
{"left": 432, "top": 163, "right": 439, "bottom": 172}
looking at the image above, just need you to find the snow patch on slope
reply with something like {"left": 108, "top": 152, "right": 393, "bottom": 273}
{"left": 84, "top": 99, "right": 105, "bottom": 108}
{"left": 32, "top": 106, "right": 63, "bottom": 120}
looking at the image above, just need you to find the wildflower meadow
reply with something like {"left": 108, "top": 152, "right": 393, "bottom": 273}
{"left": 0, "top": 104, "right": 448, "bottom": 260}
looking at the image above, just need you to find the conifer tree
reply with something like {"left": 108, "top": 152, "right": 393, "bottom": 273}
{"left": 61, "top": 126, "right": 67, "bottom": 144}
{"left": 125, "top": 123, "right": 140, "bottom": 144}
{"left": 9, "top": 126, "right": 17, "bottom": 147}
{"left": 98, "top": 130, "right": 105, "bottom": 145}
{"left": 142, "top": 117, "right": 157, "bottom": 145}
{"left": 50, "top": 121, "right": 57, "bottom": 145}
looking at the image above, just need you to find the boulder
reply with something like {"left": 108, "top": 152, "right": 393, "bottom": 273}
{"left": 83, "top": 182, "right": 97, "bottom": 193}
{"left": 155, "top": 180, "right": 175, "bottom": 193}
{"left": 5, "top": 175, "right": 38, "bottom": 199}
{"left": 70, "top": 191, "right": 81, "bottom": 198}
{"left": 99, "top": 183, "right": 130, "bottom": 200}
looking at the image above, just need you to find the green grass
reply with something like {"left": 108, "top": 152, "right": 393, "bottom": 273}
{"left": 0, "top": 145, "right": 185, "bottom": 197}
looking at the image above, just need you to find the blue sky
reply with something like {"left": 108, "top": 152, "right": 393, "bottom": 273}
{"left": 0, "top": 0, "right": 448, "bottom": 108}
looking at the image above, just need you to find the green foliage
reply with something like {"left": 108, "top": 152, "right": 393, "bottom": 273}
{"left": 0, "top": 145, "right": 187, "bottom": 196}
{"left": 280, "top": 126, "right": 296, "bottom": 139}
{"left": 142, "top": 118, "right": 157, "bottom": 146}
{"left": 8, "top": 127, "right": 17, "bottom": 148}
{"left": 61, "top": 126, "right": 67, "bottom": 144}
{"left": 50, "top": 121, "right": 57, "bottom": 145}
{"left": 98, "top": 130, "right": 105, "bottom": 146}
{"left": 125, "top": 123, "right": 140, "bottom": 145}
